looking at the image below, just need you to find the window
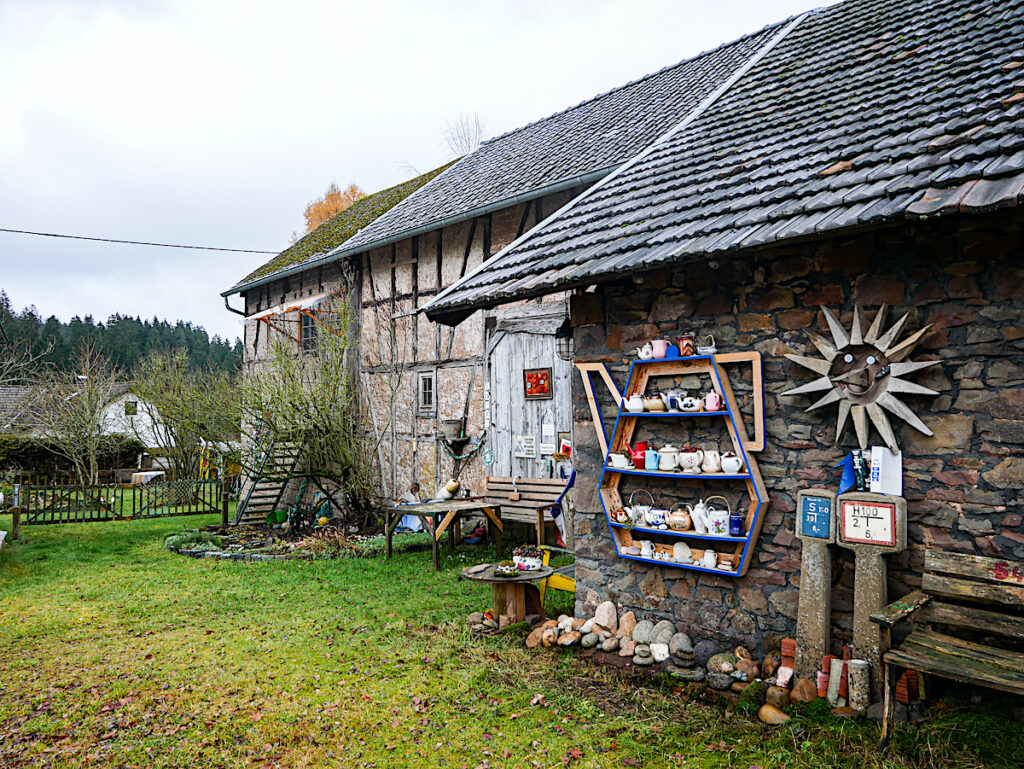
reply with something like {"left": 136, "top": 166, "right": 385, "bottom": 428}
{"left": 124, "top": 400, "right": 138, "bottom": 416}
{"left": 301, "top": 311, "right": 318, "bottom": 352}
{"left": 418, "top": 372, "right": 435, "bottom": 414}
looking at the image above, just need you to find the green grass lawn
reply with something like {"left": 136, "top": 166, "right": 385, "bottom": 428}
{"left": 1, "top": 515, "right": 1021, "bottom": 768}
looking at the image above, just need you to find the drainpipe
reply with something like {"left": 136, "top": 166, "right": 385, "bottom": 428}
{"left": 224, "top": 295, "right": 246, "bottom": 316}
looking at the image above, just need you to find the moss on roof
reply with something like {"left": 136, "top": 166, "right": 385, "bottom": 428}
{"left": 230, "top": 161, "right": 457, "bottom": 292}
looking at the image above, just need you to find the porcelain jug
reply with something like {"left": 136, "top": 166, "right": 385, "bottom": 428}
{"left": 701, "top": 449, "right": 722, "bottom": 473}
{"left": 702, "top": 549, "right": 718, "bottom": 568}
{"left": 639, "top": 540, "right": 655, "bottom": 558}
{"left": 626, "top": 441, "right": 648, "bottom": 465}
{"left": 651, "top": 339, "right": 670, "bottom": 358}
{"left": 644, "top": 449, "right": 661, "bottom": 471}
{"left": 704, "top": 390, "right": 723, "bottom": 412}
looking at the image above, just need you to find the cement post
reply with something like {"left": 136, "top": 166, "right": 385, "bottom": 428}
{"left": 795, "top": 489, "right": 836, "bottom": 680}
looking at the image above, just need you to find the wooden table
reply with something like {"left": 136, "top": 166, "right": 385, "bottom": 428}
{"left": 462, "top": 563, "right": 552, "bottom": 624}
{"left": 382, "top": 498, "right": 502, "bottom": 570}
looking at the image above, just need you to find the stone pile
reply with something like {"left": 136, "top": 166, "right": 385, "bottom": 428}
{"left": 514, "top": 601, "right": 845, "bottom": 725}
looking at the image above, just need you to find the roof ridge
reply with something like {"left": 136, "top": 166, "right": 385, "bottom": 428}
{"left": 478, "top": 14, "right": 797, "bottom": 147}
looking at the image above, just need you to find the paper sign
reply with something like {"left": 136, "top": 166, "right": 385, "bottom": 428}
{"left": 870, "top": 446, "right": 902, "bottom": 496}
{"left": 513, "top": 435, "right": 536, "bottom": 458}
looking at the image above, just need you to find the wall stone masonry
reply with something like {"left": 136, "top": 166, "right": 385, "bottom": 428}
{"left": 569, "top": 210, "right": 1024, "bottom": 653}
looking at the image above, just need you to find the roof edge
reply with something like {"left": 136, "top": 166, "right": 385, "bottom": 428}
{"left": 221, "top": 165, "right": 618, "bottom": 297}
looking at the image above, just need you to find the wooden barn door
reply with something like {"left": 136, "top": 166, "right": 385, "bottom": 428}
{"left": 485, "top": 303, "right": 572, "bottom": 478}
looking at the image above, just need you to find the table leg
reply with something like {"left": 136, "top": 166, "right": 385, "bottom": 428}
{"left": 515, "top": 584, "right": 527, "bottom": 622}
{"left": 482, "top": 505, "right": 502, "bottom": 558}
{"left": 448, "top": 516, "right": 457, "bottom": 553}
{"left": 424, "top": 516, "right": 440, "bottom": 570}
{"left": 385, "top": 511, "right": 393, "bottom": 559}
{"left": 492, "top": 584, "right": 503, "bottom": 620}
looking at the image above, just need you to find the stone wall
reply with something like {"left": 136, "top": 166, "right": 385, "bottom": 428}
{"left": 568, "top": 209, "right": 1024, "bottom": 652}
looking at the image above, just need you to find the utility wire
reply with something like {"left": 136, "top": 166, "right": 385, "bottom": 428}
{"left": 0, "top": 227, "right": 276, "bottom": 254}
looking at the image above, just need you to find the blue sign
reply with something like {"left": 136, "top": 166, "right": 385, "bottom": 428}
{"left": 800, "top": 495, "right": 832, "bottom": 539}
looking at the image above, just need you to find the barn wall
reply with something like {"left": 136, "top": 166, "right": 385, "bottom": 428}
{"left": 568, "top": 210, "right": 1024, "bottom": 652}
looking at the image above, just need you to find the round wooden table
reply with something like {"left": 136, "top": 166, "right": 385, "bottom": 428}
{"left": 462, "top": 563, "right": 553, "bottom": 624}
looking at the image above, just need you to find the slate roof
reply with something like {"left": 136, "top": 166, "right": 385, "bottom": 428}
{"left": 225, "top": 162, "right": 456, "bottom": 295}
{"left": 308, "top": 21, "right": 787, "bottom": 268}
{"left": 0, "top": 386, "right": 34, "bottom": 430}
{"left": 424, "top": 0, "right": 1024, "bottom": 323}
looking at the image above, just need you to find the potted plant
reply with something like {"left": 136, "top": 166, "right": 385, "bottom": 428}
{"left": 512, "top": 544, "right": 543, "bottom": 570}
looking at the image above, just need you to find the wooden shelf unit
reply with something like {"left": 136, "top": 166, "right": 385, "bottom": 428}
{"left": 597, "top": 354, "right": 767, "bottom": 578}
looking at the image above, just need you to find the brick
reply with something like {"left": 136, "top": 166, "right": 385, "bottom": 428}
{"left": 779, "top": 308, "right": 816, "bottom": 330}
{"left": 854, "top": 275, "right": 905, "bottom": 305}
{"left": 749, "top": 286, "right": 795, "bottom": 311}
{"left": 933, "top": 469, "right": 980, "bottom": 486}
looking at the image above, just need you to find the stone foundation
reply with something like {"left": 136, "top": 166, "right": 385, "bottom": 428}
{"left": 568, "top": 210, "right": 1024, "bottom": 651}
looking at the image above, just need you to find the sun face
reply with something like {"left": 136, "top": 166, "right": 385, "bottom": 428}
{"left": 781, "top": 304, "right": 939, "bottom": 453}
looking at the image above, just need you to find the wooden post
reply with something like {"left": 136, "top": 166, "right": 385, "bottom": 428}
{"left": 221, "top": 495, "right": 229, "bottom": 526}
{"left": 11, "top": 508, "right": 21, "bottom": 542}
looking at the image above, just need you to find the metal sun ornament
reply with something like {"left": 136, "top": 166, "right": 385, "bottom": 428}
{"left": 781, "top": 304, "right": 939, "bottom": 453}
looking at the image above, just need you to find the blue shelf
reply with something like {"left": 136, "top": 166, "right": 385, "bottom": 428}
{"left": 604, "top": 467, "right": 751, "bottom": 480}
{"left": 618, "top": 551, "right": 739, "bottom": 575}
{"left": 618, "top": 410, "right": 731, "bottom": 418}
{"left": 609, "top": 521, "right": 748, "bottom": 543}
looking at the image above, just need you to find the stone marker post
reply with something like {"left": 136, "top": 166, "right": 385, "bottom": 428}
{"left": 835, "top": 491, "right": 907, "bottom": 701}
{"left": 795, "top": 489, "right": 837, "bottom": 680}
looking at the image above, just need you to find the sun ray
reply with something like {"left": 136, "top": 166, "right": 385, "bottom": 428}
{"left": 806, "top": 388, "right": 844, "bottom": 412}
{"left": 821, "top": 306, "right": 850, "bottom": 349}
{"left": 885, "top": 377, "right": 939, "bottom": 396}
{"left": 781, "top": 375, "right": 835, "bottom": 396}
{"left": 884, "top": 324, "right": 933, "bottom": 362}
{"left": 888, "top": 360, "right": 939, "bottom": 377}
{"left": 784, "top": 353, "right": 832, "bottom": 376}
{"left": 873, "top": 311, "right": 909, "bottom": 352}
{"left": 851, "top": 404, "right": 869, "bottom": 448}
{"left": 836, "top": 399, "right": 851, "bottom": 439}
{"left": 864, "top": 304, "right": 888, "bottom": 345}
{"left": 805, "top": 329, "right": 839, "bottom": 362}
{"left": 866, "top": 403, "right": 899, "bottom": 453}
{"left": 850, "top": 304, "right": 864, "bottom": 346}
{"left": 832, "top": 368, "right": 871, "bottom": 387}
{"left": 877, "top": 391, "right": 933, "bottom": 436}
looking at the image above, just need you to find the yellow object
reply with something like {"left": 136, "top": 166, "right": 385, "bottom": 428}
{"left": 538, "top": 545, "right": 575, "bottom": 604}
{"left": 445, "top": 479, "right": 460, "bottom": 494}
{"left": 318, "top": 516, "right": 329, "bottom": 526}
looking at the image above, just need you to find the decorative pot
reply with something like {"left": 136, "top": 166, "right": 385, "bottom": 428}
{"left": 651, "top": 339, "right": 670, "bottom": 358}
{"left": 611, "top": 507, "right": 630, "bottom": 524}
{"left": 697, "top": 334, "right": 717, "bottom": 355}
{"left": 628, "top": 489, "right": 654, "bottom": 525}
{"left": 676, "top": 334, "right": 696, "bottom": 357}
{"left": 667, "top": 503, "right": 692, "bottom": 531}
{"left": 513, "top": 555, "right": 543, "bottom": 571}
{"left": 608, "top": 452, "right": 631, "bottom": 469}
{"left": 704, "top": 495, "right": 731, "bottom": 536}
{"left": 702, "top": 549, "right": 718, "bottom": 568}
{"left": 659, "top": 444, "right": 681, "bottom": 471}
{"left": 678, "top": 447, "right": 704, "bottom": 473}
{"left": 643, "top": 396, "right": 666, "bottom": 412}
{"left": 646, "top": 507, "right": 668, "bottom": 526}
{"left": 680, "top": 395, "right": 702, "bottom": 412}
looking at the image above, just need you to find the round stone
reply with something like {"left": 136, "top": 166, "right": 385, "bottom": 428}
{"left": 632, "top": 620, "right": 654, "bottom": 645}
{"left": 694, "top": 639, "right": 719, "bottom": 667}
{"left": 651, "top": 620, "right": 675, "bottom": 646}
{"left": 707, "top": 673, "right": 733, "bottom": 690}
{"left": 580, "top": 632, "right": 599, "bottom": 649}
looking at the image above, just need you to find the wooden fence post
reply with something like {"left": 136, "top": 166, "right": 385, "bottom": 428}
{"left": 11, "top": 508, "right": 21, "bottom": 541}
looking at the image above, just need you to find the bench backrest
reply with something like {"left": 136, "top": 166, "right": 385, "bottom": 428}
{"left": 484, "top": 476, "right": 566, "bottom": 518}
{"left": 921, "top": 550, "right": 1024, "bottom": 639}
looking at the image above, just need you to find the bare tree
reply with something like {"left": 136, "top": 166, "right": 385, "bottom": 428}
{"left": 130, "top": 350, "right": 239, "bottom": 482}
{"left": 241, "top": 298, "right": 378, "bottom": 523}
{"left": 0, "top": 340, "right": 46, "bottom": 430}
{"left": 442, "top": 112, "right": 485, "bottom": 157}
{"left": 33, "top": 346, "right": 120, "bottom": 485}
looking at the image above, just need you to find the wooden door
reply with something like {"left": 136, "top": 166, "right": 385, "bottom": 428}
{"left": 485, "top": 303, "right": 572, "bottom": 478}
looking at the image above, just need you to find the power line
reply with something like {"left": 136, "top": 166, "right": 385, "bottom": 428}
{"left": 0, "top": 227, "right": 276, "bottom": 254}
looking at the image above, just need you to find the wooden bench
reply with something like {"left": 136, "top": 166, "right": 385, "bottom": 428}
{"left": 872, "top": 550, "right": 1024, "bottom": 748}
{"left": 484, "top": 476, "right": 571, "bottom": 546}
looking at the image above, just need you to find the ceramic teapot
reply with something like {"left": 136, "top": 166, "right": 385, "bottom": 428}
{"left": 704, "top": 390, "right": 724, "bottom": 412}
{"left": 623, "top": 394, "right": 645, "bottom": 413}
{"left": 643, "top": 394, "right": 667, "bottom": 412}
{"left": 701, "top": 449, "right": 722, "bottom": 474}
{"left": 667, "top": 502, "right": 692, "bottom": 531}
{"left": 678, "top": 447, "right": 704, "bottom": 473}
{"left": 661, "top": 387, "right": 685, "bottom": 411}
{"left": 608, "top": 451, "right": 632, "bottom": 469}
{"left": 687, "top": 498, "right": 711, "bottom": 533}
{"left": 636, "top": 343, "right": 654, "bottom": 360}
{"left": 703, "top": 495, "right": 731, "bottom": 536}
{"left": 680, "top": 394, "right": 702, "bottom": 412}
{"left": 628, "top": 489, "right": 654, "bottom": 525}
{"left": 721, "top": 451, "right": 745, "bottom": 474}
{"left": 626, "top": 441, "right": 648, "bottom": 466}
{"left": 610, "top": 506, "right": 630, "bottom": 524}
{"left": 659, "top": 444, "right": 681, "bottom": 471}
{"left": 646, "top": 507, "right": 668, "bottom": 526}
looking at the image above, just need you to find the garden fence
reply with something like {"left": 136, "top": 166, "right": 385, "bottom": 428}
{"left": 13, "top": 476, "right": 233, "bottom": 525}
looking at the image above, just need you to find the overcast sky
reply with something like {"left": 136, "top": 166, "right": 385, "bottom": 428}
{"left": 0, "top": 0, "right": 821, "bottom": 342}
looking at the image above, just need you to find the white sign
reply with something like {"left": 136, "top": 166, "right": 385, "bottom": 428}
{"left": 840, "top": 499, "right": 897, "bottom": 548}
{"left": 539, "top": 442, "right": 557, "bottom": 455}
{"left": 513, "top": 434, "right": 536, "bottom": 459}
{"left": 870, "top": 446, "right": 902, "bottom": 496}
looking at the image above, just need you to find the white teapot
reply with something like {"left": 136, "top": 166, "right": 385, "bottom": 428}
{"left": 678, "top": 447, "right": 704, "bottom": 473}
{"left": 687, "top": 498, "right": 711, "bottom": 533}
{"left": 721, "top": 451, "right": 745, "bottom": 474}
{"left": 636, "top": 343, "right": 654, "bottom": 360}
{"left": 701, "top": 449, "right": 722, "bottom": 473}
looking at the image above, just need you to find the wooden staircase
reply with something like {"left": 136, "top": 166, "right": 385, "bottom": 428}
{"left": 234, "top": 436, "right": 300, "bottom": 526}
